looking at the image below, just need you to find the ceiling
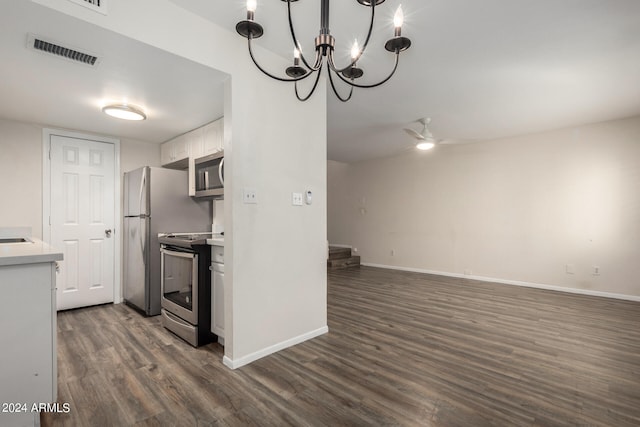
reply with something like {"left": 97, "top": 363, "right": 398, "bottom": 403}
{"left": 0, "top": 1, "right": 227, "bottom": 145}
{"left": 172, "top": 0, "right": 640, "bottom": 162}
{"left": 2, "top": 1, "right": 640, "bottom": 163}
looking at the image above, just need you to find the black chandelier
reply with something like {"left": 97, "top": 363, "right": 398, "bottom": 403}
{"left": 236, "top": 0, "right": 412, "bottom": 102}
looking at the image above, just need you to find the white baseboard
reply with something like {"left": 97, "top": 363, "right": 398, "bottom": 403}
{"left": 361, "top": 262, "right": 640, "bottom": 303}
{"left": 223, "top": 325, "right": 329, "bottom": 370}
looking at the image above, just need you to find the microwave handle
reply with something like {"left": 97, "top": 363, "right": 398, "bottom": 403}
{"left": 204, "top": 170, "right": 209, "bottom": 190}
{"left": 218, "top": 158, "right": 224, "bottom": 186}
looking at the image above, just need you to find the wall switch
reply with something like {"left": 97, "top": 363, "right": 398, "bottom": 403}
{"left": 565, "top": 264, "right": 575, "bottom": 274}
{"left": 292, "top": 192, "right": 303, "bottom": 206}
{"left": 243, "top": 188, "right": 257, "bottom": 204}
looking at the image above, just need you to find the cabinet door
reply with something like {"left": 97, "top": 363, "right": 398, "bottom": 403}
{"left": 203, "top": 119, "right": 223, "bottom": 155}
{"left": 189, "top": 127, "right": 204, "bottom": 159}
{"left": 0, "top": 263, "right": 56, "bottom": 405}
{"left": 173, "top": 134, "right": 190, "bottom": 162}
{"left": 160, "top": 141, "right": 173, "bottom": 165}
{"left": 212, "top": 268, "right": 225, "bottom": 337}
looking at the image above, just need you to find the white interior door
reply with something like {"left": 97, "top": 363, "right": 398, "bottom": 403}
{"left": 50, "top": 135, "right": 115, "bottom": 310}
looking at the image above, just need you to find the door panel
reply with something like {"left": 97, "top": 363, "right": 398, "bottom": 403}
{"left": 50, "top": 135, "right": 115, "bottom": 310}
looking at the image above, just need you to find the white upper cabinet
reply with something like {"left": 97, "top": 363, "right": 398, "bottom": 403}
{"left": 160, "top": 141, "right": 173, "bottom": 166}
{"left": 174, "top": 133, "right": 190, "bottom": 161}
{"left": 203, "top": 118, "right": 223, "bottom": 155}
{"left": 188, "top": 127, "right": 204, "bottom": 159}
{"left": 161, "top": 133, "right": 190, "bottom": 169}
{"left": 161, "top": 118, "right": 223, "bottom": 173}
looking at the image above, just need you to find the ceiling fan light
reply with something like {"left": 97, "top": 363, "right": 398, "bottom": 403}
{"left": 102, "top": 103, "right": 146, "bottom": 121}
{"left": 416, "top": 141, "right": 435, "bottom": 150}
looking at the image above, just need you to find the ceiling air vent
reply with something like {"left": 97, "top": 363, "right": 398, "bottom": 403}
{"left": 66, "top": 0, "right": 108, "bottom": 15}
{"left": 27, "top": 34, "right": 101, "bottom": 67}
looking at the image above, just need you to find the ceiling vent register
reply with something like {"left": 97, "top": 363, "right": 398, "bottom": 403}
{"left": 66, "top": 0, "right": 107, "bottom": 15}
{"left": 28, "top": 34, "right": 100, "bottom": 67}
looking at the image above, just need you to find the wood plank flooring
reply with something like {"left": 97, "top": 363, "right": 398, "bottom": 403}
{"left": 42, "top": 267, "right": 640, "bottom": 426}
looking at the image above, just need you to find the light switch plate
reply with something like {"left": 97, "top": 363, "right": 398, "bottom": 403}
{"left": 292, "top": 192, "right": 303, "bottom": 206}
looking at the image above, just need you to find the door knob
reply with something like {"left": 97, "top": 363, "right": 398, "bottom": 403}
{"left": 105, "top": 229, "right": 112, "bottom": 238}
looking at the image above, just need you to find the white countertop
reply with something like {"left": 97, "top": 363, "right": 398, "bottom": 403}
{"left": 0, "top": 238, "right": 63, "bottom": 266}
{"left": 206, "top": 236, "right": 224, "bottom": 246}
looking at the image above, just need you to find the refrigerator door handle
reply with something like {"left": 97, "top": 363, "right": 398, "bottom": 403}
{"left": 139, "top": 217, "right": 146, "bottom": 261}
{"left": 139, "top": 167, "right": 147, "bottom": 216}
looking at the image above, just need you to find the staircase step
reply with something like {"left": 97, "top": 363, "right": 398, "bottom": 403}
{"left": 328, "top": 247, "right": 352, "bottom": 260}
{"left": 327, "top": 255, "right": 361, "bottom": 269}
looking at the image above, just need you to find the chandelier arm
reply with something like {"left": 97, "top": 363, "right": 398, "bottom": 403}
{"left": 333, "top": 0, "right": 377, "bottom": 73}
{"left": 294, "top": 63, "right": 325, "bottom": 102}
{"left": 330, "top": 51, "right": 400, "bottom": 89}
{"left": 286, "top": 0, "right": 322, "bottom": 71}
{"left": 327, "top": 67, "right": 354, "bottom": 102}
{"left": 248, "top": 37, "right": 314, "bottom": 82}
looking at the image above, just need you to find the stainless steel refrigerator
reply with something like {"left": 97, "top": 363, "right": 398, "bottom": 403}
{"left": 123, "top": 167, "right": 211, "bottom": 316}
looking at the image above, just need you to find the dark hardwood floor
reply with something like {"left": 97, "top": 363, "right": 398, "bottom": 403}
{"left": 42, "top": 267, "right": 640, "bottom": 426}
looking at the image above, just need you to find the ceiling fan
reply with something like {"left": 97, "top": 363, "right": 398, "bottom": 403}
{"left": 403, "top": 118, "right": 439, "bottom": 150}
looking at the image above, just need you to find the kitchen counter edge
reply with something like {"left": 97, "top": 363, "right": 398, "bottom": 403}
{"left": 206, "top": 237, "right": 224, "bottom": 247}
{"left": 0, "top": 239, "right": 63, "bottom": 267}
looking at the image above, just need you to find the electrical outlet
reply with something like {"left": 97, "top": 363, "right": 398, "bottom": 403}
{"left": 292, "top": 192, "right": 303, "bottom": 206}
{"left": 565, "top": 264, "right": 575, "bottom": 274}
{"left": 593, "top": 266, "right": 601, "bottom": 276}
{"left": 390, "top": 249, "right": 395, "bottom": 256}
{"left": 464, "top": 270, "right": 473, "bottom": 275}
{"left": 243, "top": 188, "right": 257, "bottom": 204}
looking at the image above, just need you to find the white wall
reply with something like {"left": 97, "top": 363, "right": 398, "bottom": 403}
{"left": 328, "top": 115, "right": 640, "bottom": 298}
{"left": 120, "top": 138, "right": 161, "bottom": 174}
{"left": 31, "top": 0, "right": 328, "bottom": 367}
{"left": 0, "top": 118, "right": 44, "bottom": 238}
{"left": 0, "top": 117, "right": 160, "bottom": 238}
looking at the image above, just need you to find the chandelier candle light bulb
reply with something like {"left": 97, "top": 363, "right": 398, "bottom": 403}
{"left": 351, "top": 40, "right": 360, "bottom": 60}
{"left": 293, "top": 48, "right": 301, "bottom": 66}
{"left": 235, "top": 0, "right": 412, "bottom": 102}
{"left": 394, "top": 5, "right": 404, "bottom": 30}
{"left": 246, "top": 0, "right": 257, "bottom": 13}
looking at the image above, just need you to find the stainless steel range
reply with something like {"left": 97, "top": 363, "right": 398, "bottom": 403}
{"left": 158, "top": 232, "right": 216, "bottom": 347}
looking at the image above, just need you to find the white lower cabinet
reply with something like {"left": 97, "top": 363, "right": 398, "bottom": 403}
{"left": 211, "top": 245, "right": 225, "bottom": 343}
{"left": 0, "top": 261, "right": 58, "bottom": 427}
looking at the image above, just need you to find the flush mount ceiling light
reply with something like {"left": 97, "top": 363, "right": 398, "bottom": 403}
{"left": 101, "top": 103, "right": 147, "bottom": 121}
{"left": 236, "top": 0, "right": 412, "bottom": 102}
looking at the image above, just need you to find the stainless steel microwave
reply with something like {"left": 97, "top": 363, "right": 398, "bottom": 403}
{"left": 193, "top": 151, "right": 224, "bottom": 198}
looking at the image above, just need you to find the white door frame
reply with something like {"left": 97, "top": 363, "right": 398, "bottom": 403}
{"left": 42, "top": 128, "right": 122, "bottom": 304}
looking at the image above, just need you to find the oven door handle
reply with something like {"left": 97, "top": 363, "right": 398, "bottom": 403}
{"left": 161, "top": 247, "right": 197, "bottom": 259}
